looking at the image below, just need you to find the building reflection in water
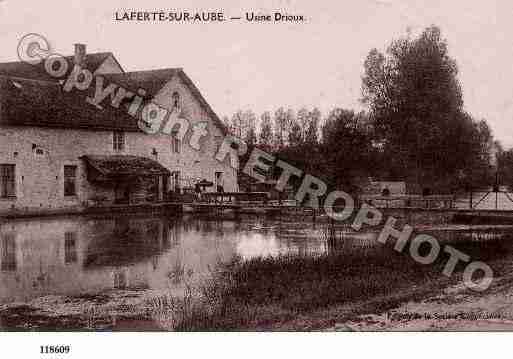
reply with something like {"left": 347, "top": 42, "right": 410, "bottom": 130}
{"left": 0, "top": 215, "right": 236, "bottom": 303}
{"left": 1, "top": 234, "right": 16, "bottom": 272}
{"left": 64, "top": 232, "right": 78, "bottom": 265}
{"left": 0, "top": 215, "right": 334, "bottom": 305}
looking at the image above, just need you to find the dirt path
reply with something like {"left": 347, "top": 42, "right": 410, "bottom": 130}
{"left": 336, "top": 271, "right": 513, "bottom": 331}
{"left": 252, "top": 257, "right": 513, "bottom": 332}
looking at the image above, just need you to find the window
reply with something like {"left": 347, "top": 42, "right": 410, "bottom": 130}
{"left": 64, "top": 165, "right": 77, "bottom": 197}
{"left": 0, "top": 164, "right": 15, "bottom": 198}
{"left": 172, "top": 92, "right": 180, "bottom": 110}
{"left": 113, "top": 131, "right": 125, "bottom": 151}
{"left": 1, "top": 235, "right": 16, "bottom": 271}
{"left": 32, "top": 144, "right": 45, "bottom": 156}
{"left": 64, "top": 232, "right": 77, "bottom": 264}
{"left": 171, "top": 131, "right": 181, "bottom": 154}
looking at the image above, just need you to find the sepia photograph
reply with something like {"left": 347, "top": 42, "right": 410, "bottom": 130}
{"left": 2, "top": 0, "right": 513, "bottom": 354}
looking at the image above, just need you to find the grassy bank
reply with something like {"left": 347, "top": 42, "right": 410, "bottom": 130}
{"left": 150, "top": 229, "right": 512, "bottom": 331}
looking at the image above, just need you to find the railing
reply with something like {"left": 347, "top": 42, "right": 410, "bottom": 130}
{"left": 198, "top": 192, "right": 455, "bottom": 211}
{"left": 201, "top": 192, "right": 270, "bottom": 205}
{"left": 360, "top": 195, "right": 455, "bottom": 209}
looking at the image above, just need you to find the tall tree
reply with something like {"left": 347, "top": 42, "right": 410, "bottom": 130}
{"left": 305, "top": 108, "right": 321, "bottom": 147}
{"left": 288, "top": 117, "right": 303, "bottom": 148}
{"left": 321, "top": 108, "right": 373, "bottom": 191}
{"left": 230, "top": 110, "right": 246, "bottom": 138}
{"left": 259, "top": 111, "right": 274, "bottom": 152}
{"left": 273, "top": 107, "right": 288, "bottom": 150}
{"left": 297, "top": 107, "right": 309, "bottom": 140}
{"left": 244, "top": 110, "right": 257, "bottom": 146}
{"left": 361, "top": 25, "right": 483, "bottom": 190}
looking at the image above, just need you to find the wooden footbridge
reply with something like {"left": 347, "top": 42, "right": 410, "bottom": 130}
{"left": 186, "top": 192, "right": 513, "bottom": 224}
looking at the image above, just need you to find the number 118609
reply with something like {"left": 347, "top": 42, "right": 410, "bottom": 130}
{"left": 40, "top": 345, "right": 71, "bottom": 355}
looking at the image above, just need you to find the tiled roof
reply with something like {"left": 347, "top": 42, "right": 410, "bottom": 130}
{"left": 0, "top": 53, "right": 114, "bottom": 82}
{"left": 102, "top": 68, "right": 179, "bottom": 98}
{"left": 81, "top": 155, "right": 171, "bottom": 178}
{"left": 0, "top": 62, "right": 227, "bottom": 135}
{"left": 0, "top": 76, "right": 141, "bottom": 131}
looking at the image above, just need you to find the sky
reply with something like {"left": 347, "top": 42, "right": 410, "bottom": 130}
{"left": 1, "top": 0, "right": 513, "bottom": 145}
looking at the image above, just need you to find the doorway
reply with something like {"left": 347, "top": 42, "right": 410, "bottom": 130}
{"left": 215, "top": 172, "right": 224, "bottom": 192}
{"left": 115, "top": 183, "right": 130, "bottom": 204}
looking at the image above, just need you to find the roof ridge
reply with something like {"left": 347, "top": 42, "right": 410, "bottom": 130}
{"left": 103, "top": 67, "right": 182, "bottom": 75}
{"left": 0, "top": 51, "right": 113, "bottom": 65}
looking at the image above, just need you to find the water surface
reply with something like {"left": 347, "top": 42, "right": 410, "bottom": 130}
{"left": 0, "top": 214, "right": 333, "bottom": 304}
{"left": 1, "top": 213, "right": 512, "bottom": 330}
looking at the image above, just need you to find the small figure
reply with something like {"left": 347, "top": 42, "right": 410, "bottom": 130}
{"left": 195, "top": 182, "right": 203, "bottom": 202}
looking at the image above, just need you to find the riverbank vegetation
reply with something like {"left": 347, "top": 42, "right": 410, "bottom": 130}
{"left": 152, "top": 229, "right": 511, "bottom": 331}
{"left": 2, "top": 228, "right": 511, "bottom": 331}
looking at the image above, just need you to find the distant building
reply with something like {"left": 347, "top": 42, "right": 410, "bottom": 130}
{"left": 363, "top": 179, "right": 407, "bottom": 196}
{"left": 0, "top": 44, "right": 237, "bottom": 212}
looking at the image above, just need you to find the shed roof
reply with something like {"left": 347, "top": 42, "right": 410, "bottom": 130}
{"left": 81, "top": 155, "right": 171, "bottom": 179}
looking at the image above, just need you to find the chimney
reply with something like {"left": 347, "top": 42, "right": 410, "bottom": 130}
{"left": 74, "top": 43, "right": 86, "bottom": 66}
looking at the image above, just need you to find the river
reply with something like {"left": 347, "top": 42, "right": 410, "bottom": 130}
{"left": 1, "top": 213, "right": 512, "bottom": 330}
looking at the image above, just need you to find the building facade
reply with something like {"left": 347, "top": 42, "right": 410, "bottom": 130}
{"left": 0, "top": 44, "right": 237, "bottom": 212}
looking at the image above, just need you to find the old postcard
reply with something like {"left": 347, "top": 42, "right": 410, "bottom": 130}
{"left": 1, "top": 0, "right": 513, "bottom": 354}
